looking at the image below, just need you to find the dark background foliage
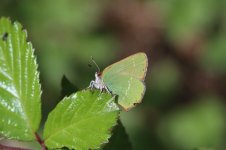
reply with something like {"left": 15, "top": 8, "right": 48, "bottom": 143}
{"left": 1, "top": 0, "right": 226, "bottom": 149}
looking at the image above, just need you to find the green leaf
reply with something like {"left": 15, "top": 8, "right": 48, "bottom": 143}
{"left": 0, "top": 18, "right": 41, "bottom": 140}
{"left": 194, "top": 148, "right": 215, "bottom": 150}
{"left": 163, "top": 0, "right": 219, "bottom": 43}
{"left": 157, "top": 95, "right": 226, "bottom": 149}
{"left": 103, "top": 120, "right": 132, "bottom": 150}
{"left": 43, "top": 90, "right": 119, "bottom": 150}
{"left": 60, "top": 75, "right": 78, "bottom": 99}
{"left": 199, "top": 33, "right": 226, "bottom": 74}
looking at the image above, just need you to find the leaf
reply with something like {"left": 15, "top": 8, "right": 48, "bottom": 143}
{"left": 103, "top": 120, "right": 132, "bottom": 150}
{"left": 0, "top": 18, "right": 41, "bottom": 140}
{"left": 60, "top": 75, "right": 78, "bottom": 99}
{"left": 157, "top": 95, "right": 226, "bottom": 149}
{"left": 43, "top": 90, "right": 119, "bottom": 150}
{"left": 162, "top": 0, "right": 219, "bottom": 43}
{"left": 194, "top": 148, "right": 215, "bottom": 150}
{"left": 199, "top": 33, "right": 226, "bottom": 74}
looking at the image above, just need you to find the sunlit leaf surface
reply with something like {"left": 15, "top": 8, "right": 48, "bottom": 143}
{"left": 0, "top": 18, "right": 41, "bottom": 140}
{"left": 43, "top": 90, "right": 119, "bottom": 150}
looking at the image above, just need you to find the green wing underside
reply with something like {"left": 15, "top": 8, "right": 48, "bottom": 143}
{"left": 103, "top": 76, "right": 145, "bottom": 110}
{"left": 102, "top": 53, "right": 147, "bottom": 110}
{"left": 102, "top": 53, "right": 147, "bottom": 80}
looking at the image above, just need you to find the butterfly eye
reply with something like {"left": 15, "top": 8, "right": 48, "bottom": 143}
{"left": 97, "top": 72, "right": 102, "bottom": 76}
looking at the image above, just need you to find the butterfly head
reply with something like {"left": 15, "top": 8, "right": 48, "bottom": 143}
{"left": 97, "top": 72, "right": 102, "bottom": 76}
{"left": 95, "top": 72, "right": 102, "bottom": 79}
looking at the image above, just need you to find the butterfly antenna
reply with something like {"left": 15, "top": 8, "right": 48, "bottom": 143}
{"left": 90, "top": 56, "right": 100, "bottom": 73}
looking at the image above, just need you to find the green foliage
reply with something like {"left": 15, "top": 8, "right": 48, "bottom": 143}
{"left": 17, "top": 0, "right": 119, "bottom": 90}
{"left": 0, "top": 18, "right": 41, "bottom": 140}
{"left": 194, "top": 148, "right": 216, "bottom": 150}
{"left": 147, "top": 58, "right": 181, "bottom": 106}
{"left": 59, "top": 76, "right": 131, "bottom": 150}
{"left": 0, "top": 17, "right": 130, "bottom": 150}
{"left": 1, "top": 0, "right": 226, "bottom": 149}
{"left": 162, "top": 0, "right": 220, "bottom": 43}
{"left": 1, "top": 0, "right": 226, "bottom": 148}
{"left": 103, "top": 120, "right": 132, "bottom": 150}
{"left": 60, "top": 75, "right": 78, "bottom": 99}
{"left": 200, "top": 33, "right": 226, "bottom": 74}
{"left": 151, "top": 59, "right": 181, "bottom": 95}
{"left": 43, "top": 90, "right": 119, "bottom": 149}
{"left": 158, "top": 95, "right": 226, "bottom": 150}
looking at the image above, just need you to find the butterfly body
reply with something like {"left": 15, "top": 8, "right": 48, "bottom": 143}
{"left": 89, "top": 52, "right": 148, "bottom": 111}
{"left": 89, "top": 72, "right": 110, "bottom": 93}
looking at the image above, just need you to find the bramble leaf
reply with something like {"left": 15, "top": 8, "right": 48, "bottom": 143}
{"left": 0, "top": 18, "right": 41, "bottom": 140}
{"left": 43, "top": 90, "right": 119, "bottom": 150}
{"left": 60, "top": 75, "right": 78, "bottom": 99}
{"left": 103, "top": 120, "right": 132, "bottom": 150}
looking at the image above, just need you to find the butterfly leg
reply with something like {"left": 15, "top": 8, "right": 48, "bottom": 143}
{"left": 97, "top": 87, "right": 104, "bottom": 96}
{"left": 104, "top": 85, "right": 111, "bottom": 94}
{"left": 89, "top": 80, "right": 95, "bottom": 89}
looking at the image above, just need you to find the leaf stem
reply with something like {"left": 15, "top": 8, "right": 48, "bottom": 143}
{"left": 0, "top": 144, "right": 32, "bottom": 150}
{"left": 35, "top": 133, "right": 47, "bottom": 150}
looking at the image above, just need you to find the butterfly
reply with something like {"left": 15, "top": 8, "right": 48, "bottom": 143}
{"left": 89, "top": 52, "right": 148, "bottom": 111}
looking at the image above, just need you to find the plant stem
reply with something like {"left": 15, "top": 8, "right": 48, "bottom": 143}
{"left": 35, "top": 133, "right": 47, "bottom": 150}
{"left": 0, "top": 144, "right": 32, "bottom": 150}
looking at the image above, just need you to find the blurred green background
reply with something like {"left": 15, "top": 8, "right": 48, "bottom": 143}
{"left": 1, "top": 0, "right": 226, "bottom": 149}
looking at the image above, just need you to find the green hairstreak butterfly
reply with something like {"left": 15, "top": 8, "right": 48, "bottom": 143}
{"left": 89, "top": 52, "right": 148, "bottom": 111}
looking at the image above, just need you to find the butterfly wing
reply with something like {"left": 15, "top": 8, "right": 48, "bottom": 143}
{"left": 102, "top": 52, "right": 148, "bottom": 111}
